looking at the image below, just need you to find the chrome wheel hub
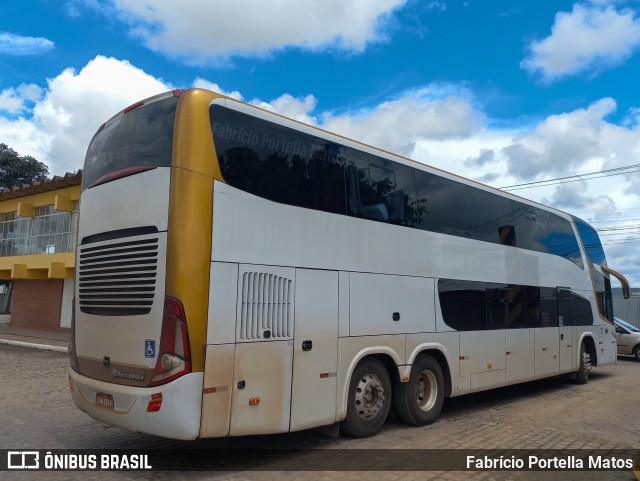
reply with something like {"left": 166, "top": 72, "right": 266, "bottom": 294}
{"left": 415, "top": 370, "right": 437, "bottom": 412}
{"left": 354, "top": 373, "right": 385, "bottom": 420}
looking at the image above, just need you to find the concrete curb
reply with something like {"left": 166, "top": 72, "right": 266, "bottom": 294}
{"left": 0, "top": 338, "right": 68, "bottom": 354}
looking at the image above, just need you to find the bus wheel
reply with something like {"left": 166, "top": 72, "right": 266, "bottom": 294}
{"left": 394, "top": 355, "right": 444, "bottom": 426}
{"left": 575, "top": 342, "right": 590, "bottom": 384}
{"left": 340, "top": 358, "right": 391, "bottom": 437}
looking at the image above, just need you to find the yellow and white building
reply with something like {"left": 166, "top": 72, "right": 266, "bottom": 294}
{"left": 0, "top": 172, "right": 81, "bottom": 331}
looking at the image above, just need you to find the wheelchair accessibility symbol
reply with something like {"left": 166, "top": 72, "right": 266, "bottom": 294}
{"left": 144, "top": 339, "right": 156, "bottom": 358}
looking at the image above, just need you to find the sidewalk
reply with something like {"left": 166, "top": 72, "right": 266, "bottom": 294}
{"left": 0, "top": 324, "right": 69, "bottom": 353}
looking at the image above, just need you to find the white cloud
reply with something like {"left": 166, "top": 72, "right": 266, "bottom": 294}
{"left": 426, "top": 2, "right": 447, "bottom": 12}
{"left": 109, "top": 0, "right": 407, "bottom": 63}
{"left": 0, "top": 116, "right": 52, "bottom": 165}
{"left": 1, "top": 56, "right": 170, "bottom": 175}
{"left": 541, "top": 181, "right": 617, "bottom": 211}
{"left": 251, "top": 94, "right": 319, "bottom": 125}
{"left": 521, "top": 3, "right": 640, "bottom": 82}
{"left": 2, "top": 56, "right": 640, "bottom": 283}
{"left": 192, "top": 78, "right": 243, "bottom": 100}
{"left": 0, "top": 84, "right": 43, "bottom": 114}
{"left": 0, "top": 32, "right": 55, "bottom": 56}
{"left": 499, "top": 98, "right": 638, "bottom": 180}
{"left": 321, "top": 86, "right": 484, "bottom": 156}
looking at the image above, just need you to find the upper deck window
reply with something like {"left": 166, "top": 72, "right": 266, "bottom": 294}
{"left": 575, "top": 218, "right": 606, "bottom": 266}
{"left": 210, "top": 104, "right": 585, "bottom": 267}
{"left": 82, "top": 96, "right": 178, "bottom": 191}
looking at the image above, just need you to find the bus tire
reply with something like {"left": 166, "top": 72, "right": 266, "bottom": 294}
{"left": 633, "top": 345, "right": 640, "bottom": 362}
{"left": 575, "top": 342, "right": 589, "bottom": 384}
{"left": 340, "top": 358, "right": 391, "bottom": 438}
{"left": 394, "top": 355, "right": 444, "bottom": 426}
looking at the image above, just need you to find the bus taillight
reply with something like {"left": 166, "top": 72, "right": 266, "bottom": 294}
{"left": 149, "top": 297, "right": 192, "bottom": 387}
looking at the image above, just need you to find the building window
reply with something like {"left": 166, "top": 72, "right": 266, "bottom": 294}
{"left": 0, "top": 202, "right": 79, "bottom": 257}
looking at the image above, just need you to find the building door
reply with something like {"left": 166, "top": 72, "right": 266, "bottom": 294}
{"left": 59, "top": 279, "right": 74, "bottom": 328}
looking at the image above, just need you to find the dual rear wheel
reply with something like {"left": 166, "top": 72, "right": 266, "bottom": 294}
{"left": 340, "top": 355, "right": 445, "bottom": 437}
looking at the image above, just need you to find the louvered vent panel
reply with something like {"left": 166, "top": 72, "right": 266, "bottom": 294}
{"left": 78, "top": 237, "right": 159, "bottom": 316}
{"left": 240, "top": 272, "right": 292, "bottom": 340}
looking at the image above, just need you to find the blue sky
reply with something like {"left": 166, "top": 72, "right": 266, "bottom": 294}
{"left": 1, "top": 0, "right": 640, "bottom": 286}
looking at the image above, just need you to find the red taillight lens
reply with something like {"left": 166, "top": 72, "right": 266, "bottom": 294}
{"left": 89, "top": 165, "right": 157, "bottom": 189}
{"left": 123, "top": 100, "right": 144, "bottom": 113}
{"left": 147, "top": 393, "right": 163, "bottom": 412}
{"left": 69, "top": 299, "right": 79, "bottom": 373}
{"left": 149, "top": 297, "right": 191, "bottom": 387}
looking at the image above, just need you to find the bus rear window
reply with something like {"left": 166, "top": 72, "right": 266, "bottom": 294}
{"left": 82, "top": 96, "right": 178, "bottom": 190}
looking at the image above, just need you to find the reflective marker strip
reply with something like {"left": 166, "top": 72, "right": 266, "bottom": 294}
{"left": 459, "top": 356, "right": 468, "bottom": 360}
{"left": 320, "top": 372, "right": 337, "bottom": 379}
{"left": 541, "top": 348, "right": 548, "bottom": 351}
{"left": 506, "top": 352, "right": 512, "bottom": 356}
{"left": 203, "top": 386, "right": 229, "bottom": 395}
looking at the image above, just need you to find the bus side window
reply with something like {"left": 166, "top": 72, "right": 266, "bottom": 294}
{"left": 345, "top": 158, "right": 417, "bottom": 225}
{"left": 346, "top": 164, "right": 362, "bottom": 216}
{"left": 414, "top": 171, "right": 470, "bottom": 236}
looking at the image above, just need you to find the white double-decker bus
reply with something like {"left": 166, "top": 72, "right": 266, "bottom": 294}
{"left": 69, "top": 88, "right": 630, "bottom": 439}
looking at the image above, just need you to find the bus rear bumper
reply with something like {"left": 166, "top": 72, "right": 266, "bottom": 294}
{"left": 68, "top": 368, "right": 203, "bottom": 440}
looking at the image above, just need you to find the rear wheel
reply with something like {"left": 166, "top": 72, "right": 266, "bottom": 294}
{"left": 575, "top": 342, "right": 591, "bottom": 384}
{"left": 633, "top": 345, "right": 640, "bottom": 362}
{"left": 394, "top": 355, "right": 445, "bottom": 426}
{"left": 340, "top": 358, "right": 391, "bottom": 438}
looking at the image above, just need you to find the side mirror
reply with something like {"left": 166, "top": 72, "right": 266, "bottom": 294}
{"left": 601, "top": 266, "right": 631, "bottom": 300}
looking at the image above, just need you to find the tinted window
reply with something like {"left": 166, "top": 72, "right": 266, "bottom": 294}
{"left": 211, "top": 105, "right": 588, "bottom": 267}
{"left": 83, "top": 96, "right": 178, "bottom": 190}
{"left": 212, "top": 106, "right": 346, "bottom": 214}
{"left": 524, "top": 286, "right": 542, "bottom": 328}
{"left": 511, "top": 203, "right": 550, "bottom": 253}
{"left": 558, "top": 289, "right": 593, "bottom": 326}
{"left": 575, "top": 218, "right": 606, "bottom": 265}
{"left": 573, "top": 293, "right": 594, "bottom": 326}
{"left": 540, "top": 287, "right": 559, "bottom": 327}
{"left": 414, "top": 171, "right": 470, "bottom": 236}
{"left": 591, "top": 265, "right": 614, "bottom": 321}
{"left": 439, "top": 280, "right": 568, "bottom": 331}
{"left": 545, "top": 214, "right": 583, "bottom": 268}
{"left": 486, "top": 283, "right": 526, "bottom": 329}
{"left": 345, "top": 152, "right": 419, "bottom": 225}
{"left": 485, "top": 283, "right": 507, "bottom": 329}
{"left": 573, "top": 218, "right": 611, "bottom": 320}
{"left": 468, "top": 188, "right": 513, "bottom": 244}
{"left": 438, "top": 279, "right": 487, "bottom": 330}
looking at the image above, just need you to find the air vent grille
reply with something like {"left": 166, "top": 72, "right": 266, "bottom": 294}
{"left": 240, "top": 272, "right": 292, "bottom": 340}
{"left": 78, "top": 237, "right": 158, "bottom": 316}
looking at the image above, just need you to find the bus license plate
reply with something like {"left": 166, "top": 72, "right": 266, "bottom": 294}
{"left": 95, "top": 392, "right": 114, "bottom": 409}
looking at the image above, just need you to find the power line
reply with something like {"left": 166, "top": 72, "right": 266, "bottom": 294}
{"left": 596, "top": 225, "right": 640, "bottom": 232}
{"left": 499, "top": 163, "right": 640, "bottom": 191}
{"left": 598, "top": 233, "right": 640, "bottom": 238}
{"left": 603, "top": 239, "right": 640, "bottom": 245}
{"left": 590, "top": 218, "right": 640, "bottom": 224}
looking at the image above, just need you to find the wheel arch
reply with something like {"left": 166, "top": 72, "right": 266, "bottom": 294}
{"left": 338, "top": 347, "right": 402, "bottom": 421}
{"left": 407, "top": 344, "right": 453, "bottom": 398}
{"left": 579, "top": 333, "right": 598, "bottom": 367}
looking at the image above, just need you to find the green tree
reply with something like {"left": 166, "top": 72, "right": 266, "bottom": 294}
{"left": 0, "top": 143, "right": 49, "bottom": 189}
